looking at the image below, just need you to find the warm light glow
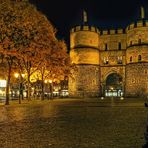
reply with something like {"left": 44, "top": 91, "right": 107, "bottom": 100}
{"left": 101, "top": 97, "right": 104, "bottom": 100}
{"left": 0, "top": 80, "right": 6, "bottom": 87}
{"left": 0, "top": 89, "right": 5, "bottom": 96}
{"left": 21, "top": 74, "right": 25, "bottom": 78}
{"left": 14, "top": 73, "right": 19, "bottom": 78}
{"left": 110, "top": 87, "right": 114, "bottom": 90}
{"left": 120, "top": 97, "right": 124, "bottom": 100}
{"left": 45, "top": 80, "right": 52, "bottom": 83}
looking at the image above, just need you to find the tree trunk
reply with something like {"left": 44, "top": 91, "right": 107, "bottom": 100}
{"left": 27, "top": 74, "right": 31, "bottom": 100}
{"left": 19, "top": 81, "right": 23, "bottom": 104}
{"left": 41, "top": 74, "right": 44, "bottom": 100}
{"left": 20, "top": 81, "right": 24, "bottom": 101}
{"left": 5, "top": 65, "right": 11, "bottom": 105}
{"left": 18, "top": 91, "right": 21, "bottom": 104}
{"left": 50, "top": 82, "right": 53, "bottom": 99}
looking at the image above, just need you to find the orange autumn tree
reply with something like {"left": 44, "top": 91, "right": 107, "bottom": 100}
{"left": 0, "top": 0, "right": 70, "bottom": 104}
{"left": 15, "top": 3, "right": 57, "bottom": 100}
{"left": 0, "top": 0, "right": 21, "bottom": 105}
{"left": 37, "top": 40, "right": 70, "bottom": 100}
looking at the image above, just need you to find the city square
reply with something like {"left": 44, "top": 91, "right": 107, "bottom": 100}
{"left": 0, "top": 99, "right": 148, "bottom": 148}
{"left": 0, "top": 0, "right": 148, "bottom": 147}
{"left": 0, "top": 98, "right": 147, "bottom": 148}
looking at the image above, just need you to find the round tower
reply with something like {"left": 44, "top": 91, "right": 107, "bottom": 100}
{"left": 69, "top": 11, "right": 101, "bottom": 97}
{"left": 125, "top": 18, "right": 148, "bottom": 97}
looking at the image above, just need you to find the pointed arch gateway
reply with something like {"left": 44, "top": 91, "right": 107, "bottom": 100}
{"left": 104, "top": 73, "right": 123, "bottom": 97}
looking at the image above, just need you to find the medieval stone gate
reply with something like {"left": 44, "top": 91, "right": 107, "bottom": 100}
{"left": 100, "top": 67, "right": 125, "bottom": 97}
{"left": 69, "top": 9, "right": 148, "bottom": 98}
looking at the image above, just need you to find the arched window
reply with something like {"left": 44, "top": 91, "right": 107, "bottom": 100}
{"left": 138, "top": 55, "right": 142, "bottom": 61}
{"left": 130, "top": 56, "right": 132, "bottom": 62}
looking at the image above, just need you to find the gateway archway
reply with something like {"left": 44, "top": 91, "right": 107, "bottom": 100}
{"left": 105, "top": 73, "right": 123, "bottom": 97}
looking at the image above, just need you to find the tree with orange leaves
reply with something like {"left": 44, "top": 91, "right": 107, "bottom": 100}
{"left": 36, "top": 39, "right": 70, "bottom": 100}
{"left": 0, "top": 0, "right": 70, "bottom": 104}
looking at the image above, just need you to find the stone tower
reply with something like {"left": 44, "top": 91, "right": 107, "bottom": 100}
{"left": 69, "top": 11, "right": 101, "bottom": 97}
{"left": 125, "top": 7, "right": 148, "bottom": 97}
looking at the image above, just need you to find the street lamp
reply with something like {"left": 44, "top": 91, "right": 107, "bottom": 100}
{"left": 14, "top": 73, "right": 19, "bottom": 78}
{"left": 110, "top": 87, "right": 114, "bottom": 97}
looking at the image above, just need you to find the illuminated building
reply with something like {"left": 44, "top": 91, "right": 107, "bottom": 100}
{"left": 69, "top": 7, "right": 148, "bottom": 97}
{"left": 0, "top": 80, "right": 6, "bottom": 97}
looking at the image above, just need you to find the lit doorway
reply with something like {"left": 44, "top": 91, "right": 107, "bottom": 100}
{"left": 105, "top": 73, "right": 123, "bottom": 97}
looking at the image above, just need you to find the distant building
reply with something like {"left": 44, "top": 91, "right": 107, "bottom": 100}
{"left": 69, "top": 7, "right": 148, "bottom": 98}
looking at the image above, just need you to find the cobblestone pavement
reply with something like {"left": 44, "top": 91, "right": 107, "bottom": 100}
{"left": 0, "top": 98, "right": 147, "bottom": 148}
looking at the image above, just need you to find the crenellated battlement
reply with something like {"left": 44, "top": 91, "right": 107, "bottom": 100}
{"left": 126, "top": 20, "right": 148, "bottom": 31}
{"left": 100, "top": 28, "right": 126, "bottom": 35}
{"left": 70, "top": 25, "right": 99, "bottom": 34}
{"left": 69, "top": 9, "right": 148, "bottom": 98}
{"left": 71, "top": 20, "right": 148, "bottom": 36}
{"left": 126, "top": 19, "right": 148, "bottom": 47}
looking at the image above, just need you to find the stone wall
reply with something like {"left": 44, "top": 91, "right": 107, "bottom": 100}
{"left": 69, "top": 65, "right": 100, "bottom": 97}
{"left": 126, "top": 45, "right": 148, "bottom": 63}
{"left": 126, "top": 21, "right": 148, "bottom": 46}
{"left": 99, "top": 33, "right": 126, "bottom": 50}
{"left": 125, "top": 63, "right": 148, "bottom": 97}
{"left": 70, "top": 48, "right": 99, "bottom": 65}
{"left": 100, "top": 50, "right": 126, "bottom": 66}
{"left": 70, "top": 30, "right": 99, "bottom": 49}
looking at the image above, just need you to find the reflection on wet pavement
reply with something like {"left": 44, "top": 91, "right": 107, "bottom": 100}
{"left": 0, "top": 100, "right": 147, "bottom": 148}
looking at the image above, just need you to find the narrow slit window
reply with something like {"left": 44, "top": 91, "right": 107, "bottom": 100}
{"left": 118, "top": 42, "right": 121, "bottom": 50}
{"left": 138, "top": 55, "right": 142, "bottom": 61}
{"left": 130, "top": 56, "right": 132, "bottom": 62}
{"left": 105, "top": 43, "right": 108, "bottom": 51}
{"left": 138, "top": 39, "right": 141, "bottom": 44}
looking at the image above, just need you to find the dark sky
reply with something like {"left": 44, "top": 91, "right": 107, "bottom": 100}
{"left": 29, "top": 0, "right": 148, "bottom": 44}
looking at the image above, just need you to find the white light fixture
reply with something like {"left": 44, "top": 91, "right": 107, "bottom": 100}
{"left": 101, "top": 97, "right": 104, "bottom": 100}
{"left": 120, "top": 97, "right": 124, "bottom": 100}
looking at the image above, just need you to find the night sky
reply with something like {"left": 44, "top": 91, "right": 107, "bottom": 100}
{"left": 30, "top": 0, "right": 148, "bottom": 45}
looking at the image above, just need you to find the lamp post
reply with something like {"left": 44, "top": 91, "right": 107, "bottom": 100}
{"left": 49, "top": 80, "right": 53, "bottom": 99}
{"left": 14, "top": 73, "right": 25, "bottom": 104}
{"left": 110, "top": 87, "right": 114, "bottom": 96}
{"left": 110, "top": 87, "right": 114, "bottom": 106}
